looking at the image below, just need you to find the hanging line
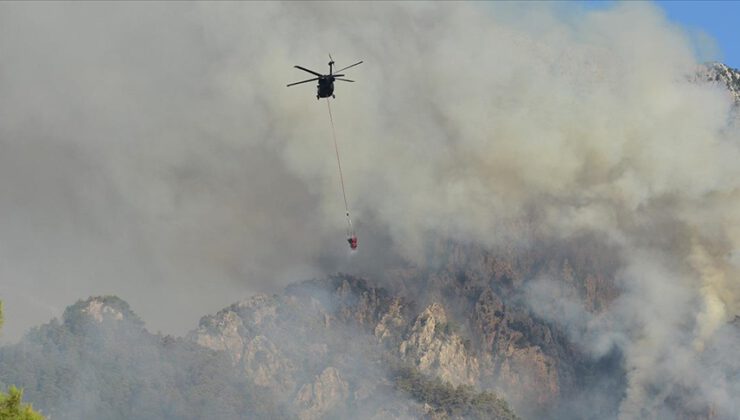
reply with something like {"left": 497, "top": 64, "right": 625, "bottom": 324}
{"left": 326, "top": 99, "right": 354, "bottom": 237}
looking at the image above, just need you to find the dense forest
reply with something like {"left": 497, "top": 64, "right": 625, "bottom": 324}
{"left": 0, "top": 297, "right": 289, "bottom": 420}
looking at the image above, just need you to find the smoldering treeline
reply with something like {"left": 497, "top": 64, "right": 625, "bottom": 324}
{"left": 1, "top": 2, "right": 739, "bottom": 418}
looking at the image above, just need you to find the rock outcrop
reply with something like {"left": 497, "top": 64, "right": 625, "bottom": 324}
{"left": 399, "top": 303, "right": 479, "bottom": 386}
{"left": 696, "top": 62, "right": 740, "bottom": 104}
{"left": 80, "top": 298, "right": 125, "bottom": 323}
{"left": 294, "top": 367, "right": 349, "bottom": 420}
{"left": 187, "top": 274, "right": 532, "bottom": 418}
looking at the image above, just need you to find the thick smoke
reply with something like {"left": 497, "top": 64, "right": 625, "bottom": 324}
{"left": 1, "top": 2, "right": 739, "bottom": 417}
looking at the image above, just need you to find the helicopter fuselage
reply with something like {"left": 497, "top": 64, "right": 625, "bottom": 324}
{"left": 287, "top": 57, "right": 361, "bottom": 99}
{"left": 317, "top": 77, "right": 335, "bottom": 99}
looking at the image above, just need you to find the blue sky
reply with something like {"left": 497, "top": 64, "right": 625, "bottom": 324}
{"left": 584, "top": 1, "right": 739, "bottom": 68}
{"left": 656, "top": 0, "right": 740, "bottom": 68}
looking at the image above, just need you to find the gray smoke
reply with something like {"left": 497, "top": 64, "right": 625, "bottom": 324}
{"left": 1, "top": 2, "right": 739, "bottom": 417}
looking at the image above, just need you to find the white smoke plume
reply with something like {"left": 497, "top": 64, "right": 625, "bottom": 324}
{"left": 1, "top": 2, "right": 739, "bottom": 417}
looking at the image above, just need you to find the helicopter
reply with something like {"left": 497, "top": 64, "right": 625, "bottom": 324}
{"left": 287, "top": 55, "right": 363, "bottom": 99}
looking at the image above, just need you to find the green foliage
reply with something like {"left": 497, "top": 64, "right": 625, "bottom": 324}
{"left": 0, "top": 386, "right": 44, "bottom": 420}
{"left": 393, "top": 365, "right": 519, "bottom": 420}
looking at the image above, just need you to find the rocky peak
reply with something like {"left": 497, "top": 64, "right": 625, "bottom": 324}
{"left": 231, "top": 294, "right": 279, "bottom": 326}
{"left": 82, "top": 299, "right": 123, "bottom": 322}
{"left": 188, "top": 294, "right": 283, "bottom": 358}
{"left": 287, "top": 274, "right": 401, "bottom": 331}
{"left": 695, "top": 62, "right": 740, "bottom": 104}
{"left": 190, "top": 308, "right": 247, "bottom": 363}
{"left": 62, "top": 295, "right": 143, "bottom": 329}
{"left": 187, "top": 294, "right": 299, "bottom": 394}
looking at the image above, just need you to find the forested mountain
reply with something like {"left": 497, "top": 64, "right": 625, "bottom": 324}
{"left": 0, "top": 236, "right": 628, "bottom": 419}
{"left": 0, "top": 297, "right": 289, "bottom": 420}
{"left": 0, "top": 277, "right": 522, "bottom": 420}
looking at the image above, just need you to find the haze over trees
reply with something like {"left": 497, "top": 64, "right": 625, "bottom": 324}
{"left": 0, "top": 301, "right": 44, "bottom": 420}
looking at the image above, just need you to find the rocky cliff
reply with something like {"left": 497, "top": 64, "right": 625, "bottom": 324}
{"left": 696, "top": 62, "right": 740, "bottom": 104}
{"left": 188, "top": 276, "right": 476, "bottom": 419}
{"left": 188, "top": 236, "right": 625, "bottom": 420}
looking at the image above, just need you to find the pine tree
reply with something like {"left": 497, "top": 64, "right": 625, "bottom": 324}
{"left": 0, "top": 387, "right": 44, "bottom": 420}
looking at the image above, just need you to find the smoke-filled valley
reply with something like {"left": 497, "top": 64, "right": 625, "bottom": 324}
{"left": 1, "top": 2, "right": 740, "bottom": 419}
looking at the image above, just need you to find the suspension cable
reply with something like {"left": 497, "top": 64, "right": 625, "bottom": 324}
{"left": 326, "top": 99, "right": 354, "bottom": 236}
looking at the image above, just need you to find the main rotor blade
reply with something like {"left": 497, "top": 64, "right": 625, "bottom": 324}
{"left": 294, "top": 65, "right": 323, "bottom": 77}
{"left": 286, "top": 77, "right": 319, "bottom": 87}
{"left": 335, "top": 61, "right": 363, "bottom": 73}
{"left": 335, "top": 78, "right": 355, "bottom": 82}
